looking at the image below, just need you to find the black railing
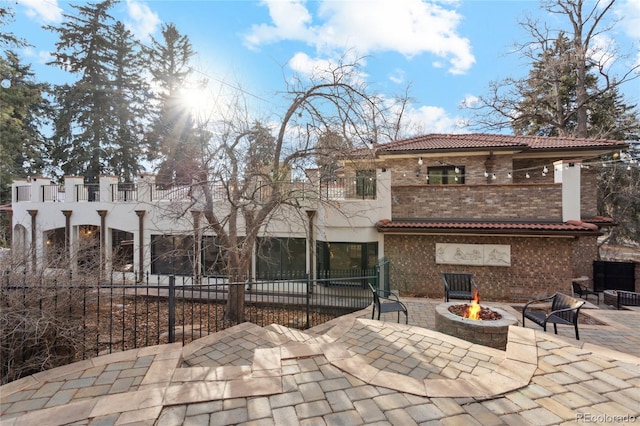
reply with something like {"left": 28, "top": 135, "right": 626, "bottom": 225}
{"left": 42, "top": 184, "right": 65, "bottom": 202}
{"left": 110, "top": 183, "right": 137, "bottom": 202}
{"left": 1, "top": 270, "right": 375, "bottom": 384}
{"left": 75, "top": 184, "right": 100, "bottom": 201}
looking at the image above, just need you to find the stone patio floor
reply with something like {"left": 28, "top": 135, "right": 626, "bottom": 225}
{"left": 1, "top": 298, "right": 638, "bottom": 425}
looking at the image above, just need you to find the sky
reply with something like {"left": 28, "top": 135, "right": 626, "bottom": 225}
{"left": 5, "top": 0, "right": 640, "bottom": 138}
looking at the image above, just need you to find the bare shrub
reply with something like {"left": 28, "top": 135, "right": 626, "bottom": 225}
{"left": 0, "top": 262, "right": 89, "bottom": 385}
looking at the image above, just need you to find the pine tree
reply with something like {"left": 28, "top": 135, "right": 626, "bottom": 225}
{"left": 0, "top": 51, "right": 50, "bottom": 246}
{"left": 110, "top": 22, "right": 150, "bottom": 182}
{"left": 46, "top": 0, "right": 118, "bottom": 182}
{"left": 145, "top": 23, "right": 201, "bottom": 186}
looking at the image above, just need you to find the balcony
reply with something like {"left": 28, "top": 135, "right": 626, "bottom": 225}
{"left": 391, "top": 183, "right": 563, "bottom": 221}
{"left": 13, "top": 177, "right": 378, "bottom": 204}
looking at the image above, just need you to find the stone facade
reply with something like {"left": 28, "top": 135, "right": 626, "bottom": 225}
{"left": 391, "top": 184, "right": 563, "bottom": 220}
{"left": 384, "top": 233, "right": 598, "bottom": 302}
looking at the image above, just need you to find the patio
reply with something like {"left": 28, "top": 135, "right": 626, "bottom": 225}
{"left": 1, "top": 297, "right": 638, "bottom": 425}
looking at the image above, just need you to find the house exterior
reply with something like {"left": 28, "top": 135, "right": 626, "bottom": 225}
{"left": 9, "top": 134, "right": 627, "bottom": 301}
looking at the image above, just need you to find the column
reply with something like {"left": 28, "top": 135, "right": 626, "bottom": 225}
{"left": 62, "top": 210, "right": 72, "bottom": 268}
{"left": 28, "top": 210, "right": 37, "bottom": 272}
{"left": 135, "top": 210, "right": 146, "bottom": 282}
{"left": 97, "top": 210, "right": 107, "bottom": 281}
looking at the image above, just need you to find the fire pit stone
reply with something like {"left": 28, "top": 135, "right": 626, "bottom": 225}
{"left": 434, "top": 302, "right": 518, "bottom": 350}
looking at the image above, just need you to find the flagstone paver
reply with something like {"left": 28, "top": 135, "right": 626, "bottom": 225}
{"left": 1, "top": 298, "right": 639, "bottom": 425}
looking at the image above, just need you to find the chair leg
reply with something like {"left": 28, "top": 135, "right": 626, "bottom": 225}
{"left": 575, "top": 325, "right": 580, "bottom": 340}
{"left": 553, "top": 323, "right": 558, "bottom": 335}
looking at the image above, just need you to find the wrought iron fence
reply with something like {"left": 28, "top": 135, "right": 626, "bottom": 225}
{"left": 1, "top": 270, "right": 374, "bottom": 383}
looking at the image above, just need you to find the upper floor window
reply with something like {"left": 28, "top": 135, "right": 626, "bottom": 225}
{"left": 427, "top": 166, "right": 464, "bottom": 184}
{"left": 355, "top": 169, "right": 376, "bottom": 197}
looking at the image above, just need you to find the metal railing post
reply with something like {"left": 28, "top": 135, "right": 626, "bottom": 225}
{"left": 168, "top": 276, "right": 175, "bottom": 343}
{"left": 306, "top": 273, "right": 310, "bottom": 329}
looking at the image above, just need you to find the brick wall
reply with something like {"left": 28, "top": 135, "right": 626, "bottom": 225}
{"left": 579, "top": 167, "right": 598, "bottom": 218}
{"left": 391, "top": 184, "right": 562, "bottom": 220}
{"left": 384, "top": 234, "right": 597, "bottom": 302}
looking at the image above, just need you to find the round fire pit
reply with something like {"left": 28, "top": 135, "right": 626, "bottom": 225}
{"left": 434, "top": 302, "right": 518, "bottom": 350}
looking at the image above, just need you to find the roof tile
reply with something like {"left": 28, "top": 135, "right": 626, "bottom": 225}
{"left": 372, "top": 133, "right": 627, "bottom": 154}
{"left": 375, "top": 219, "right": 602, "bottom": 234}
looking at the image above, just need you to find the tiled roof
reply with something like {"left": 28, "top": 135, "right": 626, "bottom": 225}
{"left": 375, "top": 218, "right": 602, "bottom": 235}
{"left": 372, "top": 133, "right": 627, "bottom": 154}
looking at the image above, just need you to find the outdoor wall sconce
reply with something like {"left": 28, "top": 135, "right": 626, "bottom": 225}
{"left": 418, "top": 157, "right": 423, "bottom": 165}
{"left": 415, "top": 167, "right": 421, "bottom": 177}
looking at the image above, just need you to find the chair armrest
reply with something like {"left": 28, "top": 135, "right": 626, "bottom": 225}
{"left": 470, "top": 278, "right": 479, "bottom": 290}
{"left": 523, "top": 295, "right": 555, "bottom": 311}
{"left": 378, "top": 290, "right": 400, "bottom": 301}
{"left": 369, "top": 283, "right": 400, "bottom": 301}
{"left": 547, "top": 305, "right": 583, "bottom": 318}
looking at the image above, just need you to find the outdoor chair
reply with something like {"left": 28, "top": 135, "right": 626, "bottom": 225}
{"left": 604, "top": 289, "right": 640, "bottom": 309}
{"left": 368, "top": 283, "right": 408, "bottom": 324}
{"left": 572, "top": 280, "right": 599, "bottom": 305}
{"left": 522, "top": 292, "right": 585, "bottom": 340}
{"left": 442, "top": 273, "right": 478, "bottom": 302}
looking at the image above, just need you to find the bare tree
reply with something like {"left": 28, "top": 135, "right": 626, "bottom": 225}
{"left": 466, "top": 0, "right": 639, "bottom": 138}
{"left": 178, "top": 58, "right": 385, "bottom": 323}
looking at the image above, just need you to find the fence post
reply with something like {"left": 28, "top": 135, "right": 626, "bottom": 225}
{"left": 305, "top": 273, "right": 310, "bottom": 329}
{"left": 168, "top": 276, "right": 175, "bottom": 343}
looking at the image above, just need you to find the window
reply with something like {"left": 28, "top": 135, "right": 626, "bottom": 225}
{"left": 45, "top": 228, "right": 66, "bottom": 266}
{"left": 256, "top": 237, "right": 306, "bottom": 279}
{"left": 77, "top": 225, "right": 100, "bottom": 271}
{"left": 355, "top": 169, "right": 376, "bottom": 198}
{"left": 316, "top": 241, "right": 378, "bottom": 286}
{"left": 151, "top": 235, "right": 194, "bottom": 275}
{"left": 427, "top": 166, "right": 464, "bottom": 184}
{"left": 112, "top": 230, "right": 134, "bottom": 272}
{"left": 202, "top": 236, "right": 227, "bottom": 277}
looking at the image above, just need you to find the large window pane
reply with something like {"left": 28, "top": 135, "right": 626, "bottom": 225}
{"left": 112, "top": 229, "right": 133, "bottom": 272}
{"left": 256, "top": 237, "right": 306, "bottom": 279}
{"left": 316, "top": 241, "right": 378, "bottom": 285}
{"left": 202, "top": 236, "right": 226, "bottom": 277}
{"left": 356, "top": 170, "right": 376, "bottom": 198}
{"left": 151, "top": 235, "right": 194, "bottom": 275}
{"left": 45, "top": 228, "right": 66, "bottom": 266}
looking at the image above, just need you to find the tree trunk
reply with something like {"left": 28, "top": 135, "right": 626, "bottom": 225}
{"left": 223, "top": 255, "right": 247, "bottom": 323}
{"left": 224, "top": 280, "right": 245, "bottom": 324}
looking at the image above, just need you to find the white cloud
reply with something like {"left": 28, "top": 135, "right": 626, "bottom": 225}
{"left": 38, "top": 50, "right": 54, "bottom": 65}
{"left": 617, "top": 0, "right": 640, "bottom": 39}
{"left": 244, "top": 0, "right": 314, "bottom": 48}
{"left": 19, "top": 0, "right": 63, "bottom": 23}
{"left": 460, "top": 94, "right": 480, "bottom": 109}
{"left": 403, "top": 104, "right": 465, "bottom": 134}
{"left": 288, "top": 52, "right": 333, "bottom": 76}
{"left": 287, "top": 52, "right": 369, "bottom": 85}
{"left": 244, "top": 0, "right": 475, "bottom": 75}
{"left": 616, "top": 0, "right": 640, "bottom": 68}
{"left": 125, "top": 0, "right": 161, "bottom": 42}
{"left": 389, "top": 68, "right": 405, "bottom": 84}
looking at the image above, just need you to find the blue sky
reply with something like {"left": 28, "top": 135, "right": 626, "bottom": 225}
{"left": 6, "top": 0, "right": 640, "bottom": 137}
